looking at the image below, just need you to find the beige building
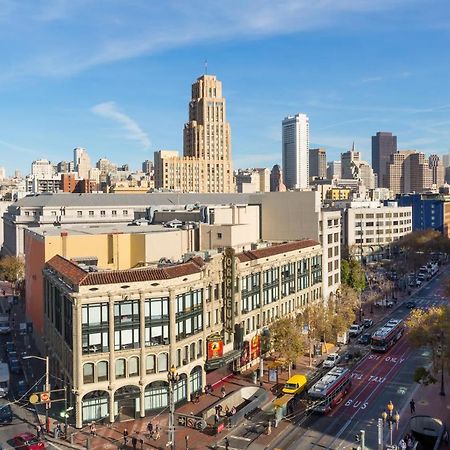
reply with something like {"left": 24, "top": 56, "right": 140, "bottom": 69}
{"left": 386, "top": 150, "right": 433, "bottom": 195}
{"left": 235, "top": 168, "right": 270, "bottom": 193}
{"left": 42, "top": 239, "right": 322, "bottom": 428}
{"left": 339, "top": 200, "right": 412, "bottom": 261}
{"left": 154, "top": 75, "right": 234, "bottom": 193}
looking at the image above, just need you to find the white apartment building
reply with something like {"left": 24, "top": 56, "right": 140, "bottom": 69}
{"left": 31, "top": 159, "right": 55, "bottom": 179}
{"left": 339, "top": 200, "right": 412, "bottom": 262}
{"left": 282, "top": 114, "right": 309, "bottom": 190}
{"left": 74, "top": 148, "right": 92, "bottom": 180}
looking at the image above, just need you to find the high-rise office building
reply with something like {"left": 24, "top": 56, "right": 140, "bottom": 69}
{"left": 142, "top": 160, "right": 153, "bottom": 175}
{"left": 154, "top": 74, "right": 234, "bottom": 193}
{"left": 309, "top": 148, "right": 327, "bottom": 180}
{"left": 372, "top": 132, "right": 397, "bottom": 188}
{"left": 282, "top": 114, "right": 309, "bottom": 189}
{"left": 73, "top": 147, "right": 92, "bottom": 180}
{"left": 442, "top": 150, "right": 450, "bottom": 168}
{"left": 429, "top": 154, "right": 445, "bottom": 188}
{"left": 327, "top": 161, "right": 342, "bottom": 180}
{"left": 341, "top": 144, "right": 376, "bottom": 189}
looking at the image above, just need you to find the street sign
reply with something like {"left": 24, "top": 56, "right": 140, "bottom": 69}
{"left": 29, "top": 393, "right": 39, "bottom": 404}
{"left": 40, "top": 392, "right": 50, "bottom": 403}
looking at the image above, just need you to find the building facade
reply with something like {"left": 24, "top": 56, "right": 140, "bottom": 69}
{"left": 372, "top": 132, "right": 397, "bottom": 188}
{"left": 429, "top": 154, "right": 445, "bottom": 188}
{"left": 326, "top": 161, "right": 342, "bottom": 180}
{"left": 74, "top": 148, "right": 92, "bottom": 180}
{"left": 154, "top": 75, "right": 234, "bottom": 193}
{"left": 42, "top": 240, "right": 322, "bottom": 428}
{"left": 282, "top": 114, "right": 309, "bottom": 189}
{"left": 309, "top": 148, "right": 327, "bottom": 180}
{"left": 270, "top": 165, "right": 286, "bottom": 192}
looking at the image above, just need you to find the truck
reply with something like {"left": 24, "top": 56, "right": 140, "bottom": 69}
{"left": 0, "top": 363, "right": 10, "bottom": 397}
{"left": 0, "top": 315, "right": 10, "bottom": 335}
{"left": 337, "top": 332, "right": 349, "bottom": 345}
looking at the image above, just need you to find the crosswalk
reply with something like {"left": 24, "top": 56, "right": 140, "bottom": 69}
{"left": 411, "top": 296, "right": 447, "bottom": 308}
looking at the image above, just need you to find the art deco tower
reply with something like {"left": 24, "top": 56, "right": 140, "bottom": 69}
{"left": 183, "top": 75, "right": 233, "bottom": 192}
{"left": 154, "top": 74, "right": 234, "bottom": 193}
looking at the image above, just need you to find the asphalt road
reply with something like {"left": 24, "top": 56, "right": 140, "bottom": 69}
{"left": 269, "top": 268, "right": 448, "bottom": 450}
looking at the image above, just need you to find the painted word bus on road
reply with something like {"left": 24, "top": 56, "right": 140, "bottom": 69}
{"left": 307, "top": 366, "right": 352, "bottom": 413}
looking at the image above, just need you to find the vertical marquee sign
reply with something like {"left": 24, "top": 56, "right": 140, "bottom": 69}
{"left": 223, "top": 247, "right": 236, "bottom": 332}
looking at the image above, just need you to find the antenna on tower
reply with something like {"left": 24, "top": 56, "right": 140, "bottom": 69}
{"left": 204, "top": 59, "right": 208, "bottom": 75}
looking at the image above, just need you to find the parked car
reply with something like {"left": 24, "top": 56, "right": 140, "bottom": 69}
{"left": 17, "top": 380, "right": 28, "bottom": 397}
{"left": 348, "top": 323, "right": 364, "bottom": 337}
{"left": 358, "top": 333, "right": 371, "bottom": 345}
{"left": 363, "top": 319, "right": 373, "bottom": 328}
{"left": 0, "top": 404, "right": 13, "bottom": 425}
{"left": 11, "top": 432, "right": 45, "bottom": 449}
{"left": 323, "top": 353, "right": 341, "bottom": 368}
{"left": 405, "top": 301, "right": 417, "bottom": 309}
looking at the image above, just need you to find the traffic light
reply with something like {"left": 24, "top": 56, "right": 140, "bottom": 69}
{"left": 355, "top": 434, "right": 361, "bottom": 442}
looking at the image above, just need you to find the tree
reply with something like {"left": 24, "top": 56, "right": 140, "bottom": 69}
{"left": 341, "top": 259, "right": 351, "bottom": 285}
{"left": 406, "top": 306, "right": 450, "bottom": 378}
{"left": 0, "top": 256, "right": 24, "bottom": 283}
{"left": 269, "top": 317, "right": 307, "bottom": 376}
{"left": 341, "top": 258, "right": 366, "bottom": 293}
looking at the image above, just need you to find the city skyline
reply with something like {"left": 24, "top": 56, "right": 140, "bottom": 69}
{"left": 0, "top": 1, "right": 449, "bottom": 174}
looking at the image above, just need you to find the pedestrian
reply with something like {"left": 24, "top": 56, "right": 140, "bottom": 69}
{"left": 54, "top": 425, "right": 60, "bottom": 440}
{"left": 132, "top": 435, "right": 137, "bottom": 450}
{"left": 224, "top": 437, "right": 230, "bottom": 450}
{"left": 399, "top": 438, "right": 407, "bottom": 450}
{"left": 195, "top": 391, "right": 200, "bottom": 403}
{"left": 90, "top": 422, "right": 97, "bottom": 436}
{"left": 443, "top": 429, "right": 449, "bottom": 444}
{"left": 410, "top": 399, "right": 416, "bottom": 414}
{"left": 154, "top": 424, "right": 160, "bottom": 440}
{"left": 36, "top": 424, "right": 42, "bottom": 439}
{"left": 147, "top": 421, "right": 153, "bottom": 435}
{"left": 123, "top": 428, "right": 129, "bottom": 445}
{"left": 221, "top": 386, "right": 226, "bottom": 398}
{"left": 214, "top": 412, "right": 220, "bottom": 424}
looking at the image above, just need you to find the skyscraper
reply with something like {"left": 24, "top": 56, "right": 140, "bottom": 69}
{"left": 309, "top": 148, "right": 327, "bottom": 180}
{"left": 429, "top": 154, "right": 445, "bottom": 188}
{"left": 282, "top": 114, "right": 309, "bottom": 189}
{"left": 327, "top": 161, "right": 342, "bottom": 180}
{"left": 270, "top": 164, "right": 286, "bottom": 192}
{"left": 372, "top": 132, "right": 397, "bottom": 188}
{"left": 73, "top": 147, "right": 92, "bottom": 180}
{"left": 154, "top": 74, "right": 234, "bottom": 193}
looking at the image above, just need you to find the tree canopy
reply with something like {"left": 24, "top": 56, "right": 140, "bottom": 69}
{"left": 0, "top": 256, "right": 24, "bottom": 283}
{"left": 341, "top": 258, "right": 366, "bottom": 293}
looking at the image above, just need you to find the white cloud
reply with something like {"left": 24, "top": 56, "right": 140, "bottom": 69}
{"left": 91, "top": 101, "right": 150, "bottom": 149}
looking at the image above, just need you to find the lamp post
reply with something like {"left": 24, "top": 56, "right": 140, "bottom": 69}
{"left": 440, "top": 331, "right": 446, "bottom": 397}
{"left": 24, "top": 355, "right": 50, "bottom": 432}
{"left": 381, "top": 401, "right": 400, "bottom": 446}
{"left": 167, "top": 365, "right": 179, "bottom": 450}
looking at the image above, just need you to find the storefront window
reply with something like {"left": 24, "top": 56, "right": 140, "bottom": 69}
{"left": 144, "top": 382, "right": 168, "bottom": 411}
{"left": 174, "top": 374, "right": 187, "bottom": 403}
{"left": 189, "top": 367, "right": 202, "bottom": 394}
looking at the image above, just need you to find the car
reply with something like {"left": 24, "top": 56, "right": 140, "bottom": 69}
{"left": 323, "top": 353, "right": 341, "bottom": 368}
{"left": 7, "top": 351, "right": 17, "bottom": 363}
{"left": 11, "top": 432, "right": 45, "bottom": 449}
{"left": 5, "top": 342, "right": 14, "bottom": 354}
{"left": 0, "top": 404, "right": 13, "bottom": 425}
{"left": 9, "top": 358, "right": 21, "bottom": 374}
{"left": 405, "top": 301, "right": 416, "bottom": 309}
{"left": 358, "top": 333, "right": 371, "bottom": 345}
{"left": 386, "top": 300, "right": 394, "bottom": 308}
{"left": 363, "top": 319, "right": 373, "bottom": 328}
{"left": 17, "top": 380, "right": 27, "bottom": 397}
{"left": 348, "top": 323, "right": 364, "bottom": 337}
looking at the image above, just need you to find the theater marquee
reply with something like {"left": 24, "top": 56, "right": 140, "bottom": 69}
{"left": 223, "top": 247, "right": 236, "bottom": 332}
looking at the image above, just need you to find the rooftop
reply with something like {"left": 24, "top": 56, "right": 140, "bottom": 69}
{"left": 237, "top": 240, "right": 320, "bottom": 262}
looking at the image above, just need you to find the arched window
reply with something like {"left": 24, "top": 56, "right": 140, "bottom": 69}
{"left": 97, "top": 361, "right": 108, "bottom": 382}
{"left": 146, "top": 355, "right": 156, "bottom": 374}
{"left": 183, "top": 345, "right": 189, "bottom": 364}
{"left": 190, "top": 342, "right": 196, "bottom": 360}
{"left": 83, "top": 363, "right": 94, "bottom": 384}
{"left": 115, "top": 359, "right": 126, "bottom": 379}
{"left": 197, "top": 339, "right": 203, "bottom": 358}
{"left": 128, "top": 356, "right": 139, "bottom": 377}
{"left": 158, "top": 353, "right": 168, "bottom": 373}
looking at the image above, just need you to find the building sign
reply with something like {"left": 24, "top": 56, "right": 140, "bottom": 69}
{"left": 207, "top": 334, "right": 224, "bottom": 360}
{"left": 223, "top": 247, "right": 236, "bottom": 332}
{"left": 240, "top": 340, "right": 250, "bottom": 367}
{"left": 250, "top": 335, "right": 261, "bottom": 361}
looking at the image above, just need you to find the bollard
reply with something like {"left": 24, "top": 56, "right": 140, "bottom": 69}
{"left": 86, "top": 437, "right": 91, "bottom": 449}
{"left": 70, "top": 433, "right": 75, "bottom": 444}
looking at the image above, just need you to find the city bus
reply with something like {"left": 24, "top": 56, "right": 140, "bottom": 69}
{"left": 307, "top": 367, "right": 351, "bottom": 413}
{"left": 0, "top": 363, "right": 10, "bottom": 397}
{"left": 370, "top": 319, "right": 405, "bottom": 352}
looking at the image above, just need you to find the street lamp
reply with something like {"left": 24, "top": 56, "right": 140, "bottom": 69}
{"left": 23, "top": 355, "right": 50, "bottom": 433}
{"left": 167, "top": 365, "right": 180, "bottom": 450}
{"left": 381, "top": 401, "right": 400, "bottom": 446}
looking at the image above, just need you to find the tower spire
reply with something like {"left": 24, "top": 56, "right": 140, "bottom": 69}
{"left": 204, "top": 59, "right": 208, "bottom": 75}
{"left": 352, "top": 141, "right": 355, "bottom": 152}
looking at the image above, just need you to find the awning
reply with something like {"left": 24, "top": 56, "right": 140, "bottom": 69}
{"left": 204, "top": 349, "right": 241, "bottom": 371}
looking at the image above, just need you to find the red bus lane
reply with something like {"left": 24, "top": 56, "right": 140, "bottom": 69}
{"left": 329, "top": 338, "right": 411, "bottom": 418}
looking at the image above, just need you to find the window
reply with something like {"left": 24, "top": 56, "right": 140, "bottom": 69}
{"left": 82, "top": 303, "right": 109, "bottom": 354}
{"left": 89, "top": 211, "right": 94, "bottom": 216}
{"left": 77, "top": 211, "right": 82, "bottom": 217}
{"left": 217, "top": 233, "right": 222, "bottom": 239}
{"left": 112, "top": 210, "right": 117, "bottom": 216}
{"left": 176, "top": 290, "right": 203, "bottom": 341}
{"left": 115, "top": 359, "right": 126, "bottom": 379}
{"left": 146, "top": 355, "right": 156, "bottom": 374}
{"left": 100, "top": 210, "right": 106, "bottom": 217}
{"left": 197, "top": 340, "right": 203, "bottom": 358}
{"left": 83, "top": 363, "right": 94, "bottom": 384}
{"left": 97, "top": 361, "right": 108, "bottom": 382}
{"left": 145, "top": 298, "right": 169, "bottom": 346}
{"left": 114, "top": 300, "right": 140, "bottom": 350}
{"left": 158, "top": 353, "right": 168, "bottom": 373}
{"left": 123, "top": 210, "right": 128, "bottom": 216}
{"left": 128, "top": 356, "right": 139, "bottom": 377}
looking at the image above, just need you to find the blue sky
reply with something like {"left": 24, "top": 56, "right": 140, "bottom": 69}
{"left": 0, "top": 0, "right": 450, "bottom": 175}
